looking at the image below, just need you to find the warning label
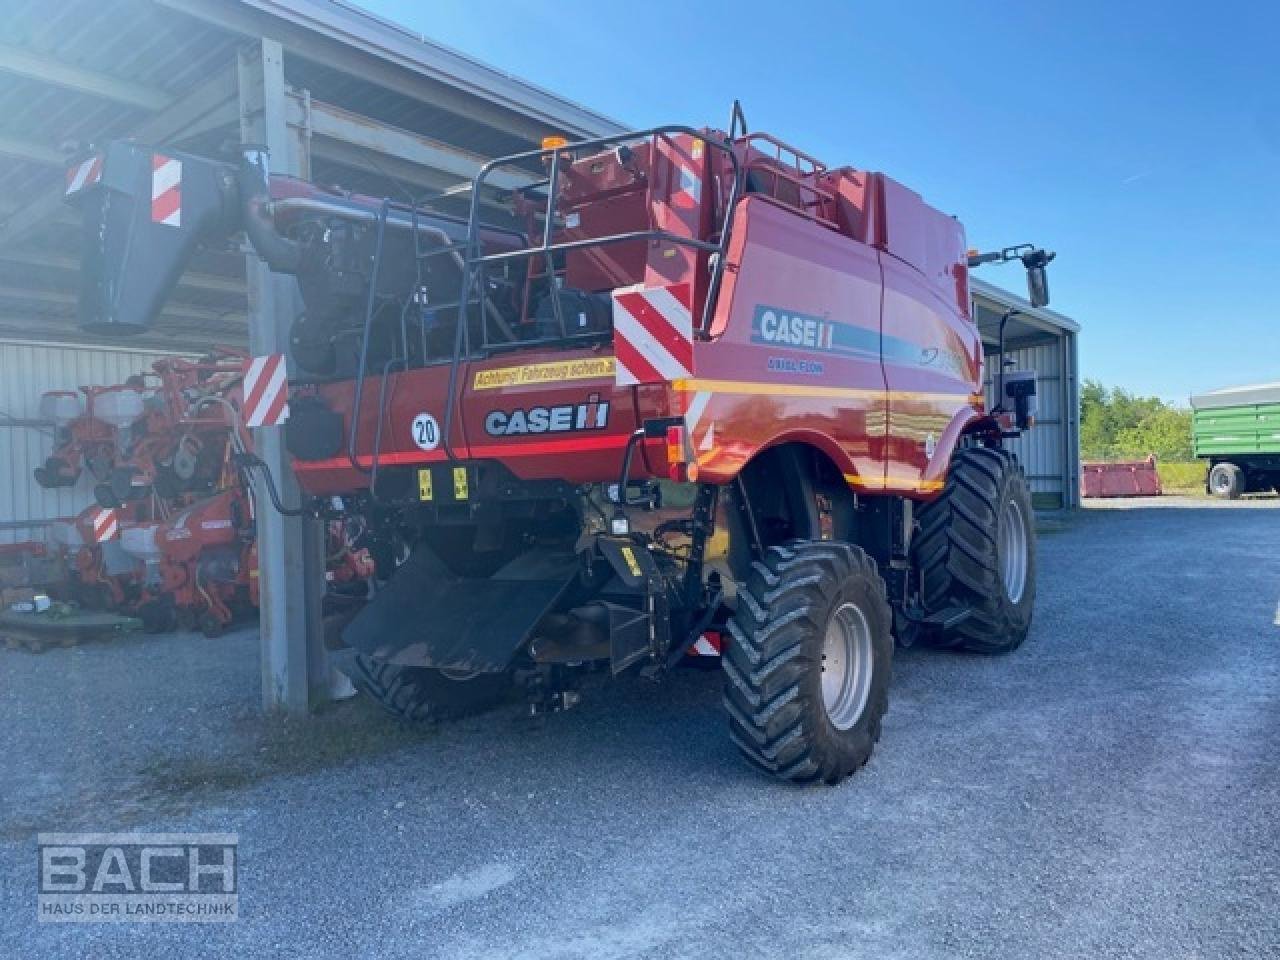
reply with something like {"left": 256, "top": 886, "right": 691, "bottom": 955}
{"left": 472, "top": 358, "right": 616, "bottom": 391}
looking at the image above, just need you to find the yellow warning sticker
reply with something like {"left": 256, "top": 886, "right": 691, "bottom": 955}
{"left": 418, "top": 468, "right": 433, "bottom": 501}
{"left": 619, "top": 545, "right": 643, "bottom": 578}
{"left": 452, "top": 467, "right": 469, "bottom": 500}
{"left": 472, "top": 357, "right": 616, "bottom": 391}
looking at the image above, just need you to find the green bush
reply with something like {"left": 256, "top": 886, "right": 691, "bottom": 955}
{"left": 1080, "top": 380, "right": 1193, "bottom": 462}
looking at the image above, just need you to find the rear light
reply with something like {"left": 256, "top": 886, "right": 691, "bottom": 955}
{"left": 665, "top": 425, "right": 691, "bottom": 482}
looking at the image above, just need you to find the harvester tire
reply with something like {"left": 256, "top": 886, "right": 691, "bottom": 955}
{"left": 1208, "top": 462, "right": 1244, "bottom": 500}
{"left": 347, "top": 654, "right": 511, "bottom": 723}
{"left": 723, "top": 541, "right": 892, "bottom": 785}
{"left": 914, "top": 446, "right": 1035, "bottom": 654}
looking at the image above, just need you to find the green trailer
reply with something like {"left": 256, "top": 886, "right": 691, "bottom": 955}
{"left": 1190, "top": 382, "right": 1280, "bottom": 499}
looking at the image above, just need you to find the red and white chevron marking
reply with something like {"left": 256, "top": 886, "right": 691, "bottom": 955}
{"left": 91, "top": 508, "right": 119, "bottom": 543}
{"left": 242, "top": 354, "right": 290, "bottom": 428}
{"left": 611, "top": 283, "right": 693, "bottom": 386}
{"left": 687, "top": 631, "right": 722, "bottom": 657}
{"left": 151, "top": 154, "right": 182, "bottom": 227}
{"left": 65, "top": 155, "right": 103, "bottom": 196}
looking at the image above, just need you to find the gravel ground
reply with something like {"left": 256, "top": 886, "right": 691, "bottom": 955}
{"left": 2, "top": 495, "right": 1278, "bottom": 959}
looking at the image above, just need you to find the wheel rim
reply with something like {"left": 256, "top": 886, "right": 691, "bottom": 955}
{"left": 1210, "top": 468, "right": 1228, "bottom": 493}
{"left": 1000, "top": 497, "right": 1028, "bottom": 604}
{"left": 821, "top": 601, "right": 874, "bottom": 731}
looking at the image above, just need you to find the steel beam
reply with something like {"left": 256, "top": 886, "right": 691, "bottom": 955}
{"left": 0, "top": 66, "right": 239, "bottom": 248}
{"left": 0, "top": 42, "right": 172, "bottom": 112}
{"left": 0, "top": 249, "right": 245, "bottom": 296}
{"left": 296, "top": 96, "right": 541, "bottom": 194}
{"left": 0, "top": 135, "right": 64, "bottom": 168}
{"left": 238, "top": 40, "right": 327, "bottom": 713}
{"left": 156, "top": 0, "right": 618, "bottom": 143}
{"left": 0, "top": 282, "right": 243, "bottom": 324}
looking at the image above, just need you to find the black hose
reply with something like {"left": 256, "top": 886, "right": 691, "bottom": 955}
{"left": 237, "top": 147, "right": 303, "bottom": 274}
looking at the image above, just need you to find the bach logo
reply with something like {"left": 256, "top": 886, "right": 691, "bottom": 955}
{"left": 37, "top": 833, "right": 238, "bottom": 923}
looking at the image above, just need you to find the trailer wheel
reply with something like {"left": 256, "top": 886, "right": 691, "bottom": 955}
{"left": 346, "top": 654, "right": 511, "bottom": 723}
{"left": 723, "top": 541, "right": 892, "bottom": 785}
{"left": 1208, "top": 462, "right": 1244, "bottom": 499}
{"left": 914, "top": 447, "right": 1035, "bottom": 654}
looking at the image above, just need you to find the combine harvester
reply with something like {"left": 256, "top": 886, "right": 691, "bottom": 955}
{"left": 67, "top": 108, "right": 1053, "bottom": 782}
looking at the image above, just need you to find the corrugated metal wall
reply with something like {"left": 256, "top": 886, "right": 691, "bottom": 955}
{"left": 0, "top": 339, "right": 178, "bottom": 544}
{"left": 985, "top": 336, "right": 1080, "bottom": 509}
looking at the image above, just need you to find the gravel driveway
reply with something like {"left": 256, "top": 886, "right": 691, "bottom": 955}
{"left": 2, "top": 496, "right": 1278, "bottom": 959}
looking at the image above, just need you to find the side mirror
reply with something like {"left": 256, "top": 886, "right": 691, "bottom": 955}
{"left": 1020, "top": 249, "right": 1055, "bottom": 308}
{"left": 1026, "top": 264, "right": 1050, "bottom": 307}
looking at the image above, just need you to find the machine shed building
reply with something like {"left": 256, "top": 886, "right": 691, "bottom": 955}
{"left": 0, "top": 0, "right": 1080, "bottom": 708}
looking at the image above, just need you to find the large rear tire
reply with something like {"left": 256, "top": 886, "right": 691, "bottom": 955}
{"left": 914, "top": 447, "right": 1036, "bottom": 654}
{"left": 346, "top": 654, "right": 511, "bottom": 723}
{"left": 1208, "top": 462, "right": 1244, "bottom": 500}
{"left": 723, "top": 541, "right": 892, "bottom": 785}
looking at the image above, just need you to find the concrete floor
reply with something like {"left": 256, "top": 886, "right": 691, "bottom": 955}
{"left": 2, "top": 496, "right": 1278, "bottom": 959}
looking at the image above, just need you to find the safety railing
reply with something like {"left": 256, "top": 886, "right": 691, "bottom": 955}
{"left": 439, "top": 126, "right": 744, "bottom": 461}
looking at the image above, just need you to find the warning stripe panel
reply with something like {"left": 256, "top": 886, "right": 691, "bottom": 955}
{"left": 242, "top": 354, "right": 290, "bottom": 428}
{"left": 615, "top": 291, "right": 694, "bottom": 370}
{"left": 151, "top": 154, "right": 182, "bottom": 227}
{"left": 612, "top": 283, "right": 694, "bottom": 387}
{"left": 65, "top": 155, "right": 103, "bottom": 196}
{"left": 92, "top": 508, "right": 119, "bottom": 542}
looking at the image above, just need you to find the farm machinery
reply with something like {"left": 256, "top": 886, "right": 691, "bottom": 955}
{"left": 68, "top": 110, "right": 1053, "bottom": 782}
{"left": 37, "top": 348, "right": 264, "bottom": 633}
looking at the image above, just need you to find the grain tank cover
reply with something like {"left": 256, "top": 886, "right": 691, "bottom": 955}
{"left": 1189, "top": 382, "right": 1280, "bottom": 411}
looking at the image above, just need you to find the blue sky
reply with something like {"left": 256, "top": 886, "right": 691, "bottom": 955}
{"left": 365, "top": 0, "right": 1278, "bottom": 404}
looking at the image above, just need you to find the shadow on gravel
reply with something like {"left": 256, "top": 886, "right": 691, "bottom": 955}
{"left": 0, "top": 697, "right": 444, "bottom": 842}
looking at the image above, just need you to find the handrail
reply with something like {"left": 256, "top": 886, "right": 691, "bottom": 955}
{"left": 441, "top": 125, "right": 744, "bottom": 463}
{"left": 737, "top": 132, "right": 827, "bottom": 175}
{"left": 741, "top": 160, "right": 839, "bottom": 230}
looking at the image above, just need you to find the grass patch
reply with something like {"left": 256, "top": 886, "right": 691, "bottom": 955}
{"left": 136, "top": 699, "right": 435, "bottom": 799}
{"left": 1157, "top": 461, "right": 1205, "bottom": 495}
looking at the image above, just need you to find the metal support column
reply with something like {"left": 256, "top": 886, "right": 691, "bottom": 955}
{"left": 237, "top": 39, "right": 327, "bottom": 711}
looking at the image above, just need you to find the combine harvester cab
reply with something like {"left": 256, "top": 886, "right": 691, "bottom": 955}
{"left": 69, "top": 119, "right": 1052, "bottom": 783}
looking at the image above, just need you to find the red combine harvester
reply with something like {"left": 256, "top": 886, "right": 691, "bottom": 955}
{"left": 69, "top": 108, "right": 1053, "bottom": 783}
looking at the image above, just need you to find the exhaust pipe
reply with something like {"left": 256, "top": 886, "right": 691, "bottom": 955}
{"left": 236, "top": 146, "right": 302, "bottom": 274}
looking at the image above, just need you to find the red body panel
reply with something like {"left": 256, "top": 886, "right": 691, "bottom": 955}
{"left": 289, "top": 131, "right": 985, "bottom": 502}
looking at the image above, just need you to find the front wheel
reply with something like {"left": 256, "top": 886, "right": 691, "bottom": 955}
{"left": 914, "top": 447, "right": 1036, "bottom": 654}
{"left": 723, "top": 541, "right": 892, "bottom": 785}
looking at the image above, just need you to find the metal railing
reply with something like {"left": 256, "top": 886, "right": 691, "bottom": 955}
{"left": 440, "top": 126, "right": 744, "bottom": 462}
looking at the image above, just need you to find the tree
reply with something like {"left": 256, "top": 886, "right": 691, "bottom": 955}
{"left": 1079, "top": 379, "right": 1193, "bottom": 461}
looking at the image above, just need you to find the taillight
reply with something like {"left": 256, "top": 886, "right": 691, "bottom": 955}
{"left": 665, "top": 424, "right": 698, "bottom": 482}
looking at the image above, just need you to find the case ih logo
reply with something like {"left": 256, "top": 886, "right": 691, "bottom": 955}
{"left": 485, "top": 394, "right": 610, "bottom": 437}
{"left": 751, "top": 304, "right": 879, "bottom": 360}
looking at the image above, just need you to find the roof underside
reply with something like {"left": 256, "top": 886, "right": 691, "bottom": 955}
{"left": 0, "top": 0, "right": 1075, "bottom": 353}
{"left": 0, "top": 0, "right": 623, "bottom": 350}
